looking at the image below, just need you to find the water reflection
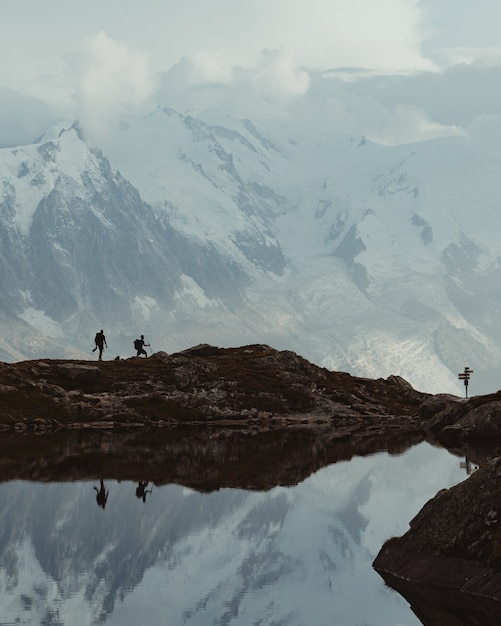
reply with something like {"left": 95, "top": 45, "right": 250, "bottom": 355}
{"left": 379, "top": 572, "right": 501, "bottom": 626}
{"left": 0, "top": 442, "right": 470, "bottom": 625}
{"left": 459, "top": 456, "right": 479, "bottom": 476}
{"left": 0, "top": 426, "right": 426, "bottom": 489}
{"left": 135, "top": 481, "right": 153, "bottom": 503}
{"left": 94, "top": 478, "right": 109, "bottom": 509}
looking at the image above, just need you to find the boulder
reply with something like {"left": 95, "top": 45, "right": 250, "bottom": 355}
{"left": 374, "top": 457, "right": 501, "bottom": 603}
{"left": 56, "top": 364, "right": 100, "bottom": 381}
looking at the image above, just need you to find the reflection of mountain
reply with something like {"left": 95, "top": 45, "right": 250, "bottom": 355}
{"left": 0, "top": 444, "right": 466, "bottom": 625}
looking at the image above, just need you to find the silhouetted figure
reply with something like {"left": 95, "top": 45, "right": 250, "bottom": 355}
{"left": 134, "top": 335, "right": 150, "bottom": 358}
{"left": 135, "top": 481, "right": 153, "bottom": 503}
{"left": 94, "top": 479, "right": 109, "bottom": 509}
{"left": 94, "top": 330, "right": 107, "bottom": 361}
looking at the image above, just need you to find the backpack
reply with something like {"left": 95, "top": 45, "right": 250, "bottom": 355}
{"left": 133, "top": 339, "right": 142, "bottom": 350}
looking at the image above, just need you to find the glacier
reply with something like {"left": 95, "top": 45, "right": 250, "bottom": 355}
{"left": 1, "top": 102, "right": 501, "bottom": 394}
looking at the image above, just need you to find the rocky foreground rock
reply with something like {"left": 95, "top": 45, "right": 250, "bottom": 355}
{"left": 3, "top": 342, "right": 501, "bottom": 444}
{"left": 373, "top": 457, "right": 501, "bottom": 624}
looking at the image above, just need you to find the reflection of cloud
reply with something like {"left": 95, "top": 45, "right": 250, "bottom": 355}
{"left": 0, "top": 88, "right": 57, "bottom": 148}
{"left": 71, "top": 32, "right": 155, "bottom": 138}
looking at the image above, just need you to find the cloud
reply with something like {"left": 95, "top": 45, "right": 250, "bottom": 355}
{"left": 70, "top": 32, "right": 155, "bottom": 138}
{"left": 159, "top": 52, "right": 233, "bottom": 92}
{"left": 365, "top": 103, "right": 466, "bottom": 145}
{"left": 3, "top": 2, "right": 501, "bottom": 150}
{"left": 158, "top": 0, "right": 434, "bottom": 74}
{"left": 420, "top": 0, "right": 501, "bottom": 60}
{"left": 441, "top": 46, "right": 501, "bottom": 68}
{"left": 285, "top": 73, "right": 466, "bottom": 146}
{"left": 467, "top": 114, "right": 501, "bottom": 155}
{"left": 157, "top": 54, "right": 465, "bottom": 148}
{"left": 275, "top": 0, "right": 434, "bottom": 72}
{"left": 236, "top": 48, "right": 311, "bottom": 103}
{"left": 159, "top": 47, "right": 311, "bottom": 111}
{"left": 343, "top": 63, "right": 501, "bottom": 128}
{"left": 0, "top": 88, "right": 58, "bottom": 148}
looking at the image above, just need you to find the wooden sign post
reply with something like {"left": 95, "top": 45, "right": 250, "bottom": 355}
{"left": 458, "top": 367, "right": 474, "bottom": 398}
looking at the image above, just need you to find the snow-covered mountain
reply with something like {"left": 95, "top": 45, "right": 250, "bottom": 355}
{"left": 0, "top": 122, "right": 254, "bottom": 361}
{"left": 1, "top": 105, "right": 501, "bottom": 394}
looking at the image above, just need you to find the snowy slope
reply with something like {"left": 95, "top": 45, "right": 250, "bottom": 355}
{"left": 97, "top": 107, "right": 501, "bottom": 393}
{"left": 1, "top": 106, "right": 501, "bottom": 392}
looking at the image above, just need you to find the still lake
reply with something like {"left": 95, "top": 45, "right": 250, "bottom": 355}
{"left": 0, "top": 441, "right": 468, "bottom": 625}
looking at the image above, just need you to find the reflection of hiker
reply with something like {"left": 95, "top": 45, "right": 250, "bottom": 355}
{"left": 94, "top": 330, "right": 107, "bottom": 361}
{"left": 94, "top": 479, "right": 108, "bottom": 509}
{"left": 135, "top": 481, "right": 153, "bottom": 503}
{"left": 134, "top": 335, "right": 149, "bottom": 357}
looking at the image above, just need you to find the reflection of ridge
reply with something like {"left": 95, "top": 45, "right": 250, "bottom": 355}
{"left": 0, "top": 427, "right": 424, "bottom": 491}
{"left": 377, "top": 571, "right": 501, "bottom": 626}
{"left": 338, "top": 474, "right": 371, "bottom": 543}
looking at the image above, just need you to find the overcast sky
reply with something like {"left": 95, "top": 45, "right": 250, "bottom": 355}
{"left": 2, "top": 0, "right": 501, "bottom": 146}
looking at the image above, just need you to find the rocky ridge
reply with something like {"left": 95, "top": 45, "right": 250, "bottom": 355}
{"left": 0, "top": 343, "right": 427, "bottom": 433}
{"left": 0, "top": 343, "right": 431, "bottom": 489}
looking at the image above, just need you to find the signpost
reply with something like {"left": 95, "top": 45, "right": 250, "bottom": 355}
{"left": 458, "top": 367, "right": 474, "bottom": 398}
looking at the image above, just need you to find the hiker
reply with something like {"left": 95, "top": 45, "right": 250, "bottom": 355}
{"left": 134, "top": 334, "right": 150, "bottom": 357}
{"left": 94, "top": 330, "right": 107, "bottom": 361}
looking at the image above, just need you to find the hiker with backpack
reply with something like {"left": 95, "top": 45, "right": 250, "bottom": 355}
{"left": 93, "top": 330, "right": 107, "bottom": 361}
{"left": 134, "top": 334, "right": 150, "bottom": 357}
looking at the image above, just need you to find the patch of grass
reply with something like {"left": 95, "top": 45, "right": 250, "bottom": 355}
{"left": 282, "top": 387, "right": 314, "bottom": 410}
{"left": 0, "top": 390, "right": 71, "bottom": 422}
{"left": 234, "top": 394, "right": 287, "bottom": 413}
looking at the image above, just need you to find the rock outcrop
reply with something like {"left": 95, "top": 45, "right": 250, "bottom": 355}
{"left": 422, "top": 389, "right": 501, "bottom": 447}
{"left": 373, "top": 457, "right": 501, "bottom": 624}
{"left": 0, "top": 344, "right": 428, "bottom": 432}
